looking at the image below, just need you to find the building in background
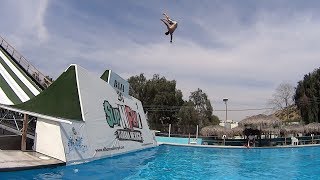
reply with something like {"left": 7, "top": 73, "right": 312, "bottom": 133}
{"left": 219, "top": 120, "right": 238, "bottom": 129}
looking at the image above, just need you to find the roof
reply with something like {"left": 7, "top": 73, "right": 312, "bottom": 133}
{"left": 13, "top": 65, "right": 83, "bottom": 121}
{"left": 3, "top": 64, "right": 137, "bottom": 123}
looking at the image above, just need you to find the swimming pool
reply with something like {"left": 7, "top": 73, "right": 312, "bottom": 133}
{"left": 1, "top": 145, "right": 320, "bottom": 179}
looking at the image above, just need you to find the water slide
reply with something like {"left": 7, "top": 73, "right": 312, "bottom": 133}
{"left": 0, "top": 36, "right": 43, "bottom": 105}
{"left": 9, "top": 64, "right": 157, "bottom": 164}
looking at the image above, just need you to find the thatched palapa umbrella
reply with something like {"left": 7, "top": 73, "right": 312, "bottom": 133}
{"left": 239, "top": 114, "right": 282, "bottom": 128}
{"left": 239, "top": 114, "right": 282, "bottom": 144}
{"left": 200, "top": 125, "right": 232, "bottom": 137}
{"left": 305, "top": 122, "right": 320, "bottom": 134}
{"left": 280, "top": 124, "right": 305, "bottom": 145}
{"left": 261, "top": 127, "right": 280, "bottom": 135}
{"left": 281, "top": 124, "right": 305, "bottom": 135}
{"left": 231, "top": 126, "right": 244, "bottom": 136}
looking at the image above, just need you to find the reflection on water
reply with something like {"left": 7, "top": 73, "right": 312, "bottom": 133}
{"left": 1, "top": 145, "right": 320, "bottom": 179}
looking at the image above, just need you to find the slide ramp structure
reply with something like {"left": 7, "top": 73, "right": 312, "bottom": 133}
{"left": 0, "top": 35, "right": 54, "bottom": 140}
{"left": 1, "top": 64, "right": 157, "bottom": 164}
{"left": 0, "top": 35, "right": 51, "bottom": 105}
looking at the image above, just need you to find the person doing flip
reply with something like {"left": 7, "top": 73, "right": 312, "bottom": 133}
{"left": 160, "top": 12, "right": 178, "bottom": 43}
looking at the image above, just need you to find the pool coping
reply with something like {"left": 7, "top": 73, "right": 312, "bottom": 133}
{"left": 158, "top": 142, "right": 320, "bottom": 149}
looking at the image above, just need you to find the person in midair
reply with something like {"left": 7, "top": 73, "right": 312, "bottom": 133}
{"left": 160, "top": 12, "right": 178, "bottom": 43}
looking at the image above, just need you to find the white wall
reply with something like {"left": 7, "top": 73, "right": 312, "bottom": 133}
{"left": 35, "top": 65, "right": 156, "bottom": 164}
{"left": 64, "top": 65, "right": 156, "bottom": 162}
{"left": 35, "top": 118, "right": 66, "bottom": 162}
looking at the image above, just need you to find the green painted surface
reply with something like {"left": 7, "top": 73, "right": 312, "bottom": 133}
{"left": 0, "top": 46, "right": 42, "bottom": 92}
{"left": 13, "top": 66, "right": 83, "bottom": 121}
{"left": 100, "top": 70, "right": 110, "bottom": 83}
{"left": 0, "top": 73, "right": 22, "bottom": 104}
{"left": 0, "top": 56, "right": 35, "bottom": 98}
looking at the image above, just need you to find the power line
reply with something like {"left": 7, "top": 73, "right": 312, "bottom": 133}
{"left": 213, "top": 108, "right": 273, "bottom": 112}
{"left": 143, "top": 105, "right": 273, "bottom": 112}
{"left": 143, "top": 96, "right": 320, "bottom": 112}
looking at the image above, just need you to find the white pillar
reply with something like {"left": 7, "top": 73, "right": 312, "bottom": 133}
{"left": 168, "top": 124, "right": 171, "bottom": 137}
{"left": 196, "top": 125, "right": 199, "bottom": 140}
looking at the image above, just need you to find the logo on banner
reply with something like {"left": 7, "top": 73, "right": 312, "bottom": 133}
{"left": 67, "top": 127, "right": 88, "bottom": 153}
{"left": 103, "top": 100, "right": 143, "bottom": 143}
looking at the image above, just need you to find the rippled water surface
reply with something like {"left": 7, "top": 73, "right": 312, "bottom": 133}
{"left": 1, "top": 145, "right": 320, "bottom": 179}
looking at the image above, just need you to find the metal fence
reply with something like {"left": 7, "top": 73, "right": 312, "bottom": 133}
{"left": 0, "top": 35, "right": 52, "bottom": 88}
{"left": 157, "top": 132, "right": 320, "bottom": 147}
{"left": 155, "top": 124, "right": 320, "bottom": 147}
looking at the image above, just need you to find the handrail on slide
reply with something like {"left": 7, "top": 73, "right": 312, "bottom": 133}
{"left": 0, "top": 35, "right": 52, "bottom": 89}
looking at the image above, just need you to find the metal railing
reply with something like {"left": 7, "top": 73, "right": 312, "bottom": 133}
{"left": 156, "top": 133, "right": 320, "bottom": 147}
{"left": 0, "top": 108, "right": 36, "bottom": 137}
{"left": 0, "top": 35, "right": 52, "bottom": 89}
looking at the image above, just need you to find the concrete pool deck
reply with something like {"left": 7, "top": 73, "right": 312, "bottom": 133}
{"left": 0, "top": 150, "right": 65, "bottom": 172}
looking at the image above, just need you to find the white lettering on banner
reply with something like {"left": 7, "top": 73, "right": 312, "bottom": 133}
{"left": 115, "top": 129, "right": 143, "bottom": 142}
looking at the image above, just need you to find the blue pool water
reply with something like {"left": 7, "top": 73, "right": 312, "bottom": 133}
{"left": 1, "top": 145, "right": 320, "bottom": 179}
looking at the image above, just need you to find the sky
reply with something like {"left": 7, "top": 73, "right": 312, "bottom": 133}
{"left": 0, "top": 0, "right": 320, "bottom": 122}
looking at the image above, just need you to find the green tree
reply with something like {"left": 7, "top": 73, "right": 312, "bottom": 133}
{"left": 294, "top": 68, "right": 320, "bottom": 124}
{"left": 128, "top": 74, "right": 184, "bottom": 131}
{"left": 177, "top": 101, "right": 198, "bottom": 134}
{"left": 128, "top": 73, "right": 147, "bottom": 103}
{"left": 211, "top": 114, "right": 220, "bottom": 126}
{"left": 189, "top": 88, "right": 217, "bottom": 128}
